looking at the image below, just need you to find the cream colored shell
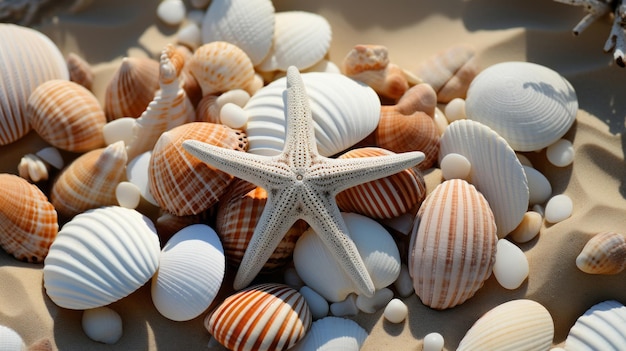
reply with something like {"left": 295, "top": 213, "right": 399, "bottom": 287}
{"left": 576, "top": 232, "right": 626, "bottom": 274}
{"left": 565, "top": 300, "right": 626, "bottom": 350}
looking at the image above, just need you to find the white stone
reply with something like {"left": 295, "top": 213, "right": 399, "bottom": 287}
{"left": 157, "top": 0, "right": 186, "bottom": 26}
{"left": 508, "top": 211, "right": 543, "bottom": 243}
{"left": 440, "top": 153, "right": 471, "bottom": 180}
{"left": 177, "top": 23, "right": 201, "bottom": 50}
{"left": 524, "top": 166, "right": 552, "bottom": 205}
{"left": 356, "top": 288, "right": 394, "bottom": 314}
{"left": 220, "top": 103, "right": 248, "bottom": 129}
{"left": 546, "top": 139, "right": 574, "bottom": 167}
{"left": 423, "top": 332, "right": 445, "bottom": 351}
{"left": 393, "top": 264, "right": 414, "bottom": 297}
{"left": 493, "top": 239, "right": 529, "bottom": 290}
{"left": 300, "top": 286, "right": 329, "bottom": 320}
{"left": 103, "top": 117, "right": 135, "bottom": 146}
{"left": 217, "top": 89, "right": 251, "bottom": 108}
{"left": 127, "top": 151, "right": 159, "bottom": 206}
{"left": 544, "top": 194, "right": 573, "bottom": 223}
{"left": 82, "top": 307, "right": 123, "bottom": 344}
{"left": 116, "top": 181, "right": 142, "bottom": 209}
{"left": 383, "top": 298, "right": 408, "bottom": 323}
{"left": 330, "top": 294, "right": 359, "bottom": 317}
{"left": 36, "top": 146, "right": 64, "bottom": 169}
{"left": 283, "top": 267, "right": 304, "bottom": 290}
{"left": 444, "top": 98, "right": 466, "bottom": 122}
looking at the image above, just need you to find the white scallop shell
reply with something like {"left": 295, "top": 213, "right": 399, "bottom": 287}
{"left": 43, "top": 206, "right": 160, "bottom": 310}
{"left": 440, "top": 119, "right": 529, "bottom": 237}
{"left": 244, "top": 72, "right": 380, "bottom": 156}
{"left": 465, "top": 61, "right": 578, "bottom": 151}
{"left": 0, "top": 325, "right": 26, "bottom": 351}
{"left": 289, "top": 316, "right": 368, "bottom": 351}
{"left": 151, "top": 224, "right": 225, "bottom": 321}
{"left": 565, "top": 300, "right": 626, "bottom": 350}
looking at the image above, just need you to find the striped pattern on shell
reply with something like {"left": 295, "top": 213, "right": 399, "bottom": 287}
{"left": 409, "top": 179, "right": 497, "bottom": 309}
{"left": 67, "top": 52, "right": 94, "bottom": 90}
{"left": 576, "top": 232, "right": 626, "bottom": 275}
{"left": 0, "top": 174, "right": 58, "bottom": 263}
{"left": 104, "top": 56, "right": 160, "bottom": 120}
{"left": 565, "top": 300, "right": 626, "bottom": 350}
{"left": 205, "top": 283, "right": 311, "bottom": 351}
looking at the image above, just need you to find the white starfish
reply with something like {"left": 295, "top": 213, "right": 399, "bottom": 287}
{"left": 183, "top": 66, "right": 425, "bottom": 296}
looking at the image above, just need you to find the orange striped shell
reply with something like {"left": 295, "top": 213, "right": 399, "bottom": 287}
{"left": 67, "top": 52, "right": 94, "bottom": 91}
{"left": 104, "top": 56, "right": 160, "bottom": 120}
{"left": 0, "top": 173, "right": 58, "bottom": 263}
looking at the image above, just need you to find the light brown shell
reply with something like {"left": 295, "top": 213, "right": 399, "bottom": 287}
{"left": 66, "top": 52, "right": 94, "bottom": 91}
{"left": 0, "top": 173, "right": 58, "bottom": 263}
{"left": 195, "top": 94, "right": 221, "bottom": 123}
{"left": 395, "top": 83, "right": 438, "bottom": 118}
{"left": 27, "top": 79, "right": 106, "bottom": 152}
{"left": 104, "top": 56, "right": 160, "bottom": 120}
{"left": 576, "top": 232, "right": 626, "bottom": 275}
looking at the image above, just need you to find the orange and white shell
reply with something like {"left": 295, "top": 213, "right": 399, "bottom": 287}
{"left": 409, "top": 179, "right": 497, "bottom": 310}
{"left": 576, "top": 232, "right": 626, "bottom": 275}
{"left": 104, "top": 56, "right": 160, "bottom": 120}
{"left": 205, "top": 283, "right": 311, "bottom": 351}
{"left": 0, "top": 173, "right": 58, "bottom": 263}
{"left": 67, "top": 52, "right": 94, "bottom": 91}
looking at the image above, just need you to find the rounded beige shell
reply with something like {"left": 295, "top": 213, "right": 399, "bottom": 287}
{"left": 576, "top": 232, "right": 626, "bottom": 274}
{"left": 565, "top": 300, "right": 626, "bottom": 350}
{"left": 289, "top": 316, "right": 368, "bottom": 351}
{"left": 104, "top": 56, "right": 160, "bottom": 120}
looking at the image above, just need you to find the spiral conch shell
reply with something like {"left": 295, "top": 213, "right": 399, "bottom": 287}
{"left": 576, "top": 232, "right": 626, "bottom": 274}
{"left": 104, "top": 56, "right": 160, "bottom": 120}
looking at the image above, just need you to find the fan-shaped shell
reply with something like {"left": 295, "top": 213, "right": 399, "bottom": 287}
{"left": 104, "top": 56, "right": 160, "bottom": 120}
{"left": 465, "top": 61, "right": 578, "bottom": 151}
{"left": 565, "top": 300, "right": 626, "bottom": 350}
{"left": 576, "top": 232, "right": 626, "bottom": 274}
{"left": 409, "top": 179, "right": 497, "bottom": 310}
{"left": 43, "top": 206, "right": 161, "bottom": 310}
{"left": 457, "top": 299, "right": 554, "bottom": 351}
{"left": 0, "top": 174, "right": 58, "bottom": 263}
{"left": 205, "top": 283, "right": 311, "bottom": 351}
{"left": 244, "top": 72, "right": 380, "bottom": 157}
{"left": 0, "top": 24, "right": 69, "bottom": 145}
{"left": 289, "top": 316, "right": 368, "bottom": 351}
{"left": 440, "top": 119, "right": 529, "bottom": 237}
{"left": 67, "top": 52, "right": 94, "bottom": 91}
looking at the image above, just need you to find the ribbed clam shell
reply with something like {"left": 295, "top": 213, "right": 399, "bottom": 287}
{"left": 104, "top": 56, "right": 160, "bottom": 120}
{"left": 576, "top": 232, "right": 626, "bottom": 274}
{"left": 289, "top": 316, "right": 368, "bottom": 351}
{"left": 409, "top": 179, "right": 497, "bottom": 309}
{"left": 0, "top": 24, "right": 69, "bottom": 145}
{"left": 26, "top": 79, "right": 106, "bottom": 152}
{"left": 67, "top": 52, "right": 94, "bottom": 91}
{"left": 201, "top": 0, "right": 275, "bottom": 66}
{"left": 50, "top": 141, "right": 127, "bottom": 218}
{"left": 0, "top": 325, "right": 27, "bottom": 351}
{"left": 335, "top": 147, "right": 426, "bottom": 219}
{"left": 565, "top": 300, "right": 626, "bottom": 350}
{"left": 465, "top": 61, "right": 578, "bottom": 151}
{"left": 0, "top": 174, "right": 58, "bottom": 263}
{"left": 244, "top": 72, "right": 380, "bottom": 156}
{"left": 43, "top": 206, "right": 160, "bottom": 310}
{"left": 257, "top": 11, "right": 332, "bottom": 72}
{"left": 151, "top": 224, "right": 225, "bottom": 321}
{"left": 439, "top": 119, "right": 529, "bottom": 237}
{"left": 196, "top": 94, "right": 221, "bottom": 123}
{"left": 149, "top": 122, "right": 248, "bottom": 216}
{"left": 457, "top": 299, "right": 554, "bottom": 351}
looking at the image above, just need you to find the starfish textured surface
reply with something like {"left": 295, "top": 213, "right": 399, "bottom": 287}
{"left": 183, "top": 66, "right": 425, "bottom": 296}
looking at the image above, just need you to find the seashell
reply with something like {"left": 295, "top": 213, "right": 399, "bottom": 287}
{"left": 201, "top": 0, "right": 275, "bottom": 66}
{"left": 115, "top": 181, "right": 141, "bottom": 209}
{"left": 176, "top": 23, "right": 202, "bottom": 51}
{"left": 152, "top": 224, "right": 225, "bottom": 321}
{"left": 289, "top": 316, "right": 368, "bottom": 351}
{"left": 355, "top": 287, "right": 394, "bottom": 314}
{"left": 457, "top": 299, "right": 554, "bottom": 351}
{"left": 424, "top": 333, "right": 445, "bottom": 351}
{"left": 67, "top": 52, "right": 94, "bottom": 91}
{"left": 465, "top": 61, "right": 578, "bottom": 151}
{"left": 565, "top": 300, "right": 626, "bottom": 350}
{"left": 0, "top": 324, "right": 27, "bottom": 350}
{"left": 0, "top": 24, "right": 69, "bottom": 145}
{"left": 298, "top": 286, "right": 329, "bottom": 320}
{"left": 43, "top": 206, "right": 161, "bottom": 310}
{"left": 0, "top": 173, "right": 58, "bottom": 263}
{"left": 330, "top": 294, "right": 359, "bottom": 317}
{"left": 18, "top": 153, "right": 49, "bottom": 182}
{"left": 50, "top": 141, "right": 127, "bottom": 218}
{"left": 440, "top": 152, "right": 471, "bottom": 181}
{"left": 284, "top": 267, "right": 304, "bottom": 290}
{"left": 244, "top": 72, "right": 380, "bottom": 157}
{"left": 444, "top": 97, "right": 467, "bottom": 122}
{"left": 335, "top": 147, "right": 426, "bottom": 219}
{"left": 82, "top": 307, "right": 123, "bottom": 344}
{"left": 409, "top": 179, "right": 497, "bottom": 310}
{"left": 576, "top": 231, "right": 626, "bottom": 275}
{"left": 544, "top": 194, "right": 573, "bottom": 224}
{"left": 196, "top": 94, "right": 221, "bottom": 123}
{"left": 156, "top": 0, "right": 185, "bottom": 26}
{"left": 154, "top": 211, "right": 205, "bottom": 243}
{"left": 524, "top": 166, "right": 552, "bottom": 206}
{"left": 383, "top": 298, "right": 409, "bottom": 323}
{"left": 440, "top": 119, "right": 529, "bottom": 237}
{"left": 205, "top": 283, "right": 311, "bottom": 351}
{"left": 508, "top": 210, "right": 543, "bottom": 244}
{"left": 393, "top": 264, "right": 414, "bottom": 298}
{"left": 493, "top": 238, "right": 529, "bottom": 290}
{"left": 414, "top": 44, "right": 479, "bottom": 103}
{"left": 104, "top": 56, "right": 160, "bottom": 120}
{"left": 257, "top": 11, "right": 332, "bottom": 72}
{"left": 126, "top": 151, "right": 159, "bottom": 206}
{"left": 546, "top": 138, "right": 575, "bottom": 167}
{"left": 395, "top": 83, "right": 437, "bottom": 117}
{"left": 149, "top": 122, "right": 248, "bottom": 216}
{"left": 27, "top": 79, "right": 106, "bottom": 152}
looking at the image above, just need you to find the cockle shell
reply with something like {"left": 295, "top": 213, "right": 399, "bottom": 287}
{"left": 244, "top": 72, "right": 380, "bottom": 157}
{"left": 465, "top": 61, "right": 578, "bottom": 151}
{"left": 409, "top": 179, "right": 497, "bottom": 310}
{"left": 43, "top": 206, "right": 161, "bottom": 310}
{"left": 289, "top": 316, "right": 368, "bottom": 351}
{"left": 205, "top": 283, "right": 312, "bottom": 351}
{"left": 0, "top": 325, "right": 27, "bottom": 351}
{"left": 440, "top": 119, "right": 529, "bottom": 237}
{"left": 67, "top": 52, "right": 94, "bottom": 91}
{"left": 576, "top": 232, "right": 626, "bottom": 274}
{"left": 0, "top": 173, "right": 58, "bottom": 263}
{"left": 565, "top": 300, "right": 626, "bottom": 350}
{"left": 27, "top": 79, "right": 106, "bottom": 152}
{"left": 457, "top": 299, "right": 554, "bottom": 351}
{"left": 50, "top": 141, "right": 127, "bottom": 219}
{"left": 149, "top": 122, "right": 248, "bottom": 216}
{"left": 104, "top": 56, "right": 160, "bottom": 120}
{"left": 0, "top": 24, "right": 69, "bottom": 145}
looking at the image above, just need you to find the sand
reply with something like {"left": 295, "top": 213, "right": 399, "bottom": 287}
{"left": 1, "top": 0, "right": 626, "bottom": 350}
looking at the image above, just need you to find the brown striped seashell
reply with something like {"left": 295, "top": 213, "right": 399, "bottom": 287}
{"left": 104, "top": 56, "right": 160, "bottom": 120}
{"left": 335, "top": 147, "right": 426, "bottom": 219}
{"left": 149, "top": 122, "right": 248, "bottom": 216}
{"left": 205, "top": 283, "right": 311, "bottom": 351}
{"left": 576, "top": 232, "right": 626, "bottom": 275}
{"left": 409, "top": 179, "right": 497, "bottom": 310}
{"left": 66, "top": 52, "right": 94, "bottom": 91}
{"left": 195, "top": 94, "right": 221, "bottom": 123}
{"left": 0, "top": 173, "right": 58, "bottom": 263}
{"left": 26, "top": 79, "right": 106, "bottom": 153}
{"left": 51, "top": 141, "right": 127, "bottom": 219}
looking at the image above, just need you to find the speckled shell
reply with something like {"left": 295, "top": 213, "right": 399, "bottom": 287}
{"left": 0, "top": 24, "right": 69, "bottom": 145}
{"left": 289, "top": 316, "right": 368, "bottom": 351}
{"left": 335, "top": 147, "right": 426, "bottom": 219}
{"left": 457, "top": 299, "right": 554, "bottom": 351}
{"left": 0, "top": 174, "right": 58, "bottom": 263}
{"left": 465, "top": 61, "right": 578, "bottom": 151}
{"left": 67, "top": 52, "right": 94, "bottom": 91}
{"left": 409, "top": 179, "right": 497, "bottom": 310}
{"left": 43, "top": 206, "right": 160, "bottom": 310}
{"left": 565, "top": 300, "right": 626, "bottom": 350}
{"left": 27, "top": 79, "right": 106, "bottom": 152}
{"left": 576, "top": 232, "right": 626, "bottom": 275}
{"left": 439, "top": 119, "right": 529, "bottom": 237}
{"left": 149, "top": 122, "right": 248, "bottom": 216}
{"left": 205, "top": 283, "right": 312, "bottom": 351}
{"left": 104, "top": 56, "right": 160, "bottom": 120}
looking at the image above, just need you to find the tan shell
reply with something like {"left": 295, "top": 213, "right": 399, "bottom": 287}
{"left": 104, "top": 56, "right": 160, "bottom": 120}
{"left": 576, "top": 232, "right": 626, "bottom": 275}
{"left": 395, "top": 83, "right": 438, "bottom": 118}
{"left": 66, "top": 52, "right": 94, "bottom": 91}
{"left": 195, "top": 94, "right": 221, "bottom": 123}
{"left": 27, "top": 79, "right": 105, "bottom": 152}
{"left": 0, "top": 173, "right": 58, "bottom": 263}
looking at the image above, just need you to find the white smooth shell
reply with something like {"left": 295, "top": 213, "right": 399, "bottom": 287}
{"left": 383, "top": 298, "right": 408, "bottom": 323}
{"left": 493, "top": 239, "right": 529, "bottom": 290}
{"left": 524, "top": 166, "right": 552, "bottom": 205}
{"left": 546, "top": 138, "right": 575, "bottom": 167}
{"left": 115, "top": 181, "right": 141, "bottom": 209}
{"left": 82, "top": 307, "right": 123, "bottom": 344}
{"left": 544, "top": 194, "right": 573, "bottom": 223}
{"left": 444, "top": 97, "right": 466, "bottom": 122}
{"left": 220, "top": 102, "right": 248, "bottom": 129}
{"left": 289, "top": 316, "right": 368, "bottom": 351}
{"left": 423, "top": 332, "right": 445, "bottom": 351}
{"left": 0, "top": 325, "right": 26, "bottom": 351}
{"left": 126, "top": 151, "right": 159, "bottom": 206}
{"left": 299, "top": 286, "right": 329, "bottom": 320}
{"left": 157, "top": 0, "right": 186, "bottom": 26}
{"left": 440, "top": 153, "right": 471, "bottom": 181}
{"left": 565, "top": 300, "right": 626, "bottom": 350}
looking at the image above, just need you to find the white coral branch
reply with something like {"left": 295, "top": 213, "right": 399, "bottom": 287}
{"left": 604, "top": 2, "right": 626, "bottom": 66}
{"left": 554, "top": 0, "right": 613, "bottom": 34}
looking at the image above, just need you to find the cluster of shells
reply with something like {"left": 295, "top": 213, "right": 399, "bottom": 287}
{"left": 1, "top": 0, "right": 624, "bottom": 350}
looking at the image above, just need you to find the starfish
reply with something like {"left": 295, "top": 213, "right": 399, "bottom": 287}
{"left": 183, "top": 66, "right": 425, "bottom": 296}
